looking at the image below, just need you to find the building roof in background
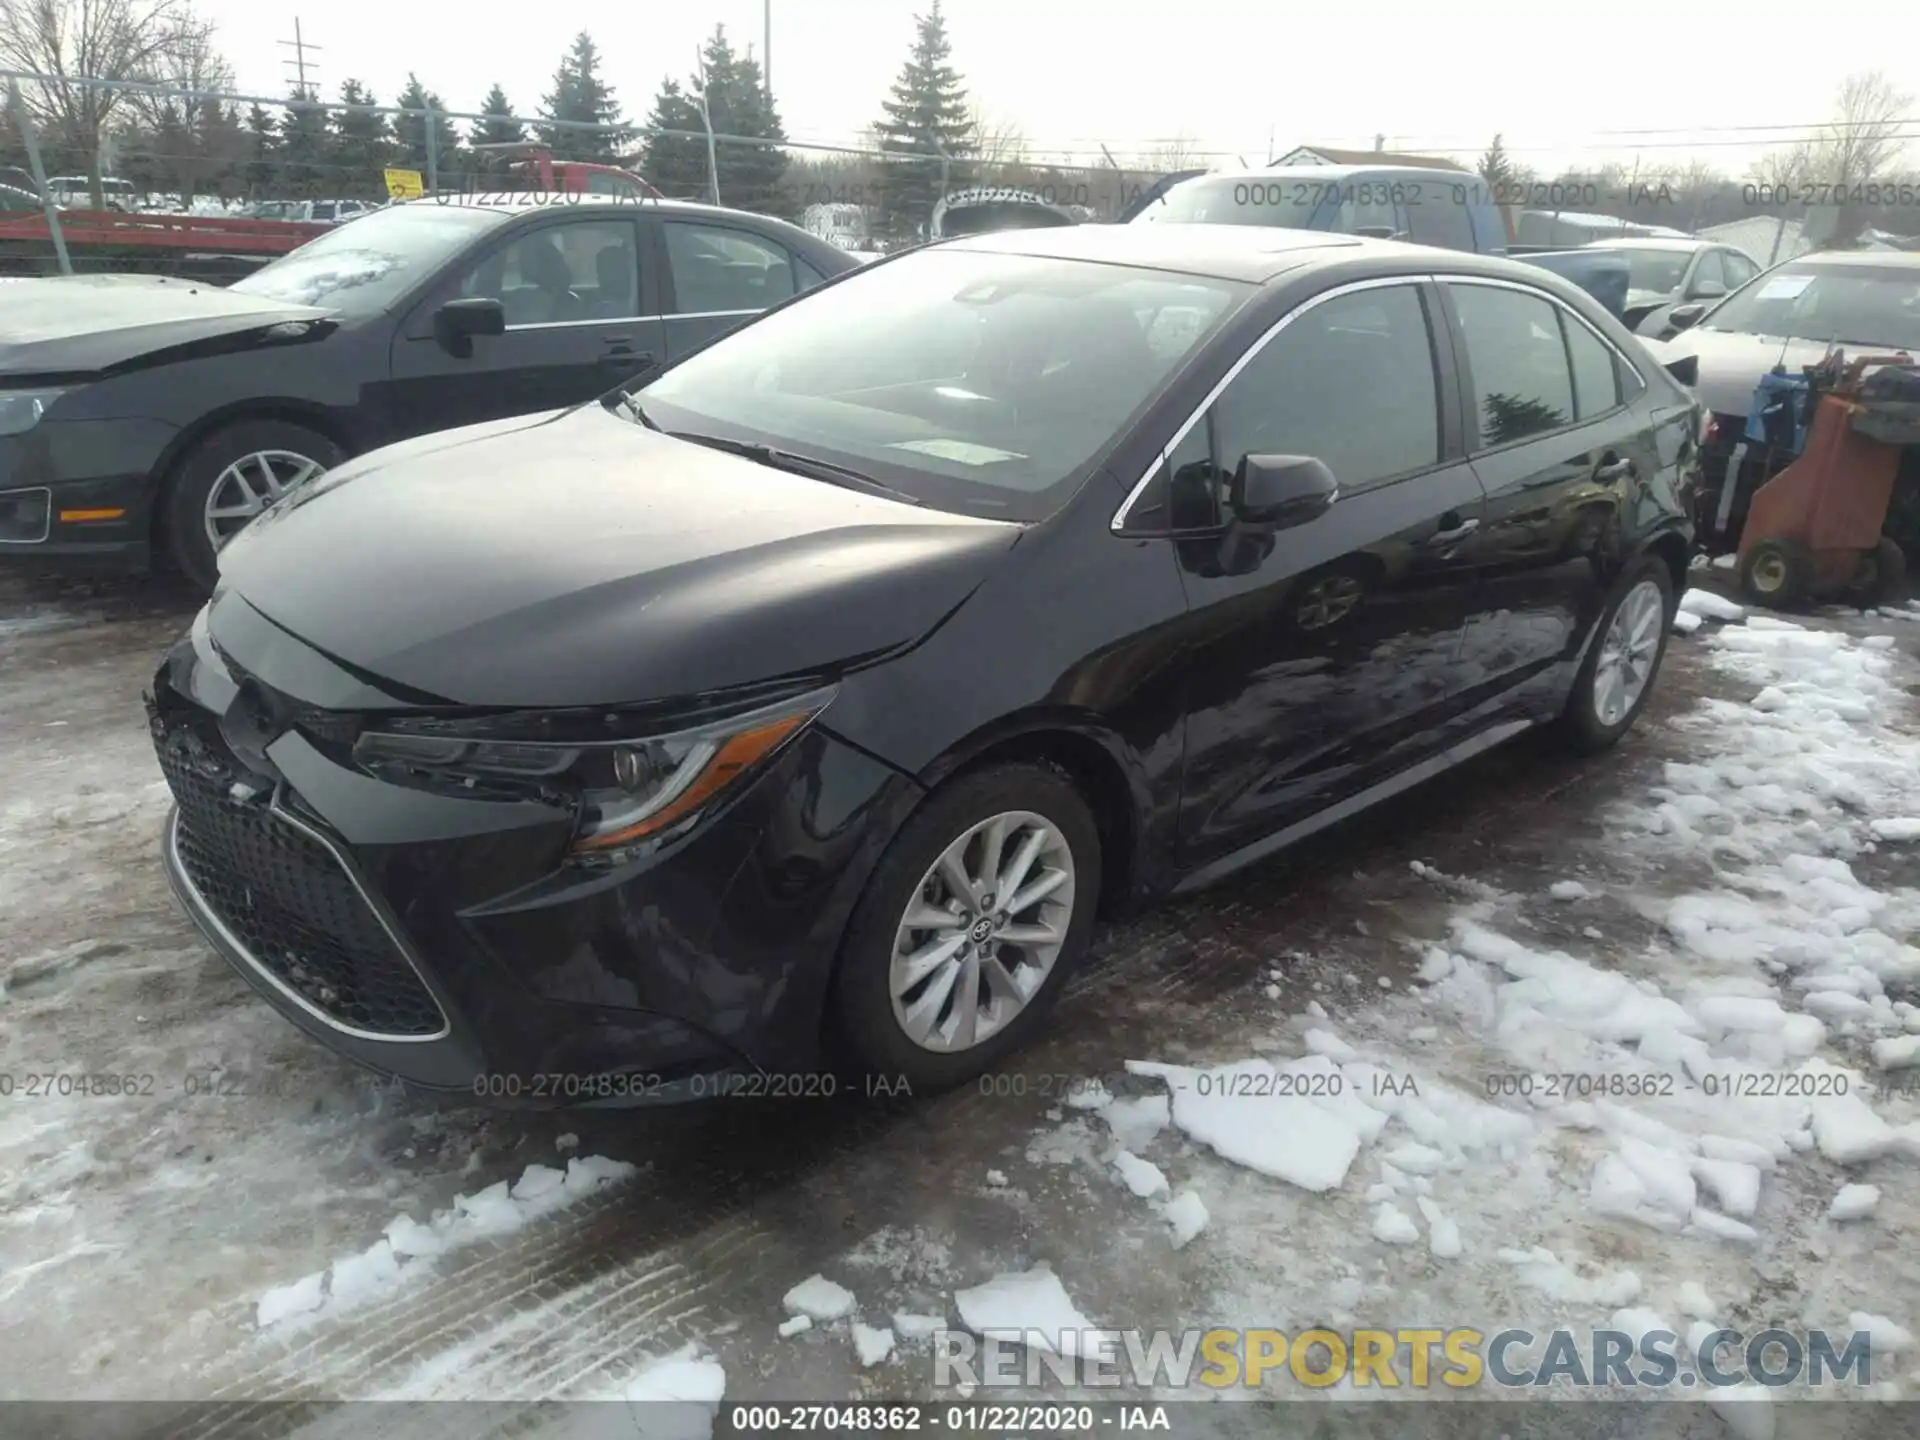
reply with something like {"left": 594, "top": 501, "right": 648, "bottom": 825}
{"left": 1276, "top": 145, "right": 1470, "bottom": 172}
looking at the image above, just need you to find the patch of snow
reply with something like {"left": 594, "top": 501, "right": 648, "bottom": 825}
{"left": 1110, "top": 1149, "right": 1169, "bottom": 1199}
{"left": 777, "top": 1314, "right": 813, "bottom": 1339}
{"left": 984, "top": 1169, "right": 1009, "bottom": 1188}
{"left": 893, "top": 1312, "right": 946, "bottom": 1340}
{"left": 1549, "top": 880, "right": 1591, "bottom": 901}
{"left": 1371, "top": 1202, "right": 1419, "bottom": 1245}
{"left": 952, "top": 1265, "right": 1099, "bottom": 1357}
{"left": 1127, "top": 1056, "right": 1363, "bottom": 1193}
{"left": 1681, "top": 588, "right": 1745, "bottom": 620}
{"left": 1064, "top": 1080, "right": 1113, "bottom": 1110}
{"left": 1677, "top": 1280, "right": 1717, "bottom": 1320}
{"left": 1096, "top": 1094, "right": 1170, "bottom": 1152}
{"left": 1158, "top": 1190, "right": 1209, "bottom": 1249}
{"left": 852, "top": 1321, "right": 895, "bottom": 1367}
{"left": 1672, "top": 610, "right": 1704, "bottom": 634}
{"left": 1828, "top": 1183, "right": 1880, "bottom": 1221}
{"left": 1849, "top": 1312, "right": 1916, "bottom": 1354}
{"left": 782, "top": 1274, "right": 856, "bottom": 1322}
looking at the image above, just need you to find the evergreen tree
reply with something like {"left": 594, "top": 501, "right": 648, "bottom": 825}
{"left": 194, "top": 100, "right": 249, "bottom": 204}
{"left": 392, "top": 74, "right": 460, "bottom": 181}
{"left": 329, "top": 80, "right": 392, "bottom": 199}
{"left": 280, "top": 86, "right": 330, "bottom": 199}
{"left": 538, "top": 31, "right": 633, "bottom": 164}
{"left": 470, "top": 84, "right": 529, "bottom": 182}
{"left": 1477, "top": 133, "right": 1518, "bottom": 193}
{"left": 243, "top": 104, "right": 281, "bottom": 198}
{"left": 638, "top": 79, "right": 708, "bottom": 199}
{"left": 640, "top": 27, "right": 789, "bottom": 210}
{"left": 872, "top": 0, "right": 976, "bottom": 238}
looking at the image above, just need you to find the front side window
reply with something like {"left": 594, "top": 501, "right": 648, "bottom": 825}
{"left": 1125, "top": 284, "right": 1441, "bottom": 531}
{"left": 636, "top": 249, "right": 1247, "bottom": 521}
{"left": 454, "top": 219, "right": 641, "bottom": 325}
{"left": 1447, "top": 283, "right": 1575, "bottom": 449}
{"left": 665, "top": 222, "right": 797, "bottom": 314}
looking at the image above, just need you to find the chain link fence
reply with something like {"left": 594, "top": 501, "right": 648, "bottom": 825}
{"left": 0, "top": 72, "right": 1182, "bottom": 281}
{"left": 5, "top": 71, "right": 1916, "bottom": 282}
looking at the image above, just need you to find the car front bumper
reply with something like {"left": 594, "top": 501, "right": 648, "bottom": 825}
{"left": 0, "top": 418, "right": 175, "bottom": 570}
{"left": 148, "top": 616, "right": 921, "bottom": 1106}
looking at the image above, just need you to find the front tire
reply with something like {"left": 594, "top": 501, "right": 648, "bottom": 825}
{"left": 163, "top": 419, "right": 343, "bottom": 592}
{"left": 1739, "top": 537, "right": 1814, "bottom": 611}
{"left": 830, "top": 763, "right": 1101, "bottom": 1092}
{"left": 1555, "top": 556, "right": 1674, "bottom": 755}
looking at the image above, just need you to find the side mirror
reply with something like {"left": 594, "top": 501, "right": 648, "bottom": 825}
{"left": 433, "top": 297, "right": 506, "bottom": 357}
{"left": 1668, "top": 302, "right": 1708, "bottom": 333}
{"left": 1229, "top": 454, "right": 1339, "bottom": 530}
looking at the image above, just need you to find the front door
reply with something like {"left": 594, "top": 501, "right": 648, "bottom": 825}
{"left": 387, "top": 215, "right": 664, "bottom": 439}
{"left": 1148, "top": 280, "right": 1488, "bottom": 867}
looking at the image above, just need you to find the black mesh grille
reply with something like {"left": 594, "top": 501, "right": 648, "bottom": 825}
{"left": 152, "top": 705, "right": 445, "bottom": 1038}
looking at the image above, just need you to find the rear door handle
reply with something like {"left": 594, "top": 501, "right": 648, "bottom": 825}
{"left": 1426, "top": 516, "right": 1480, "bottom": 546}
{"left": 599, "top": 349, "right": 656, "bottom": 369}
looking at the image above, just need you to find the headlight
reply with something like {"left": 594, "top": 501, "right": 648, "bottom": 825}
{"left": 352, "top": 688, "right": 833, "bottom": 863}
{"left": 0, "top": 389, "right": 65, "bottom": 437}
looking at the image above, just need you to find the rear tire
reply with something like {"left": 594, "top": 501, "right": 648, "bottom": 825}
{"left": 1738, "top": 537, "right": 1814, "bottom": 611}
{"left": 1850, "top": 537, "right": 1908, "bottom": 608}
{"left": 1554, "top": 555, "right": 1674, "bottom": 756}
{"left": 163, "top": 419, "right": 343, "bottom": 592}
{"left": 830, "top": 762, "right": 1101, "bottom": 1093}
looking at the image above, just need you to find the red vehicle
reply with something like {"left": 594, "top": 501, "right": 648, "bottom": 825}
{"left": 467, "top": 144, "right": 663, "bottom": 202}
{"left": 0, "top": 207, "right": 329, "bottom": 282}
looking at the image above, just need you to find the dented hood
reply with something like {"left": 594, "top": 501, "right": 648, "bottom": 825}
{"left": 0, "top": 273, "right": 329, "bottom": 377}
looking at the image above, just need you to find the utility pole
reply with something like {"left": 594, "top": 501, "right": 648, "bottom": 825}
{"left": 279, "top": 18, "right": 322, "bottom": 98}
{"left": 763, "top": 0, "right": 772, "bottom": 100}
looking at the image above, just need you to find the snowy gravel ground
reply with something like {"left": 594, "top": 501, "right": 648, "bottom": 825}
{"left": 4, "top": 570, "right": 1920, "bottom": 1435}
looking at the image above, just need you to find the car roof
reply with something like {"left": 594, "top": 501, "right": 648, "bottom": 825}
{"left": 1779, "top": 249, "right": 1920, "bottom": 269}
{"left": 410, "top": 194, "right": 780, "bottom": 224}
{"left": 1189, "top": 163, "right": 1472, "bottom": 183}
{"left": 941, "top": 222, "right": 1365, "bottom": 282}
{"left": 1586, "top": 238, "right": 1708, "bottom": 252}
{"left": 937, "top": 223, "right": 1572, "bottom": 289}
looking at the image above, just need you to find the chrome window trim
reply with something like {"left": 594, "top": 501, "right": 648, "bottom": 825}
{"left": 0, "top": 485, "right": 53, "bottom": 544}
{"left": 504, "top": 314, "right": 652, "bottom": 333}
{"left": 1433, "top": 272, "right": 1649, "bottom": 396}
{"left": 664, "top": 307, "right": 763, "bottom": 321}
{"left": 1110, "top": 274, "right": 1434, "bottom": 532}
{"left": 166, "top": 799, "right": 453, "bottom": 1044}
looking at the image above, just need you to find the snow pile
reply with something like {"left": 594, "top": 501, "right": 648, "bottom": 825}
{"left": 953, "top": 1265, "right": 1102, "bottom": 1357}
{"left": 782, "top": 1274, "right": 856, "bottom": 1322}
{"left": 254, "top": 1155, "right": 636, "bottom": 1329}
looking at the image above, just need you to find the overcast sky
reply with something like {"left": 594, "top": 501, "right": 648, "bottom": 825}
{"left": 194, "top": 0, "right": 1912, "bottom": 177}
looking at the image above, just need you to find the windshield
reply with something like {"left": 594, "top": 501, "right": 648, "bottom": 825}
{"left": 1609, "top": 248, "right": 1690, "bottom": 294}
{"left": 1701, "top": 262, "right": 1920, "bottom": 350}
{"left": 230, "top": 203, "right": 503, "bottom": 312}
{"left": 636, "top": 249, "right": 1248, "bottom": 520}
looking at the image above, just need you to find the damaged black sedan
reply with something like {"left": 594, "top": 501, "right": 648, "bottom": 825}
{"left": 149, "top": 226, "right": 1699, "bottom": 1103}
{"left": 0, "top": 197, "right": 850, "bottom": 587}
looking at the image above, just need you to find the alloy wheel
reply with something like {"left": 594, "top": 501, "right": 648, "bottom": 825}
{"left": 1592, "top": 578, "right": 1665, "bottom": 726}
{"left": 888, "top": 810, "right": 1076, "bottom": 1054}
{"left": 1297, "top": 574, "right": 1365, "bottom": 629}
{"left": 203, "top": 450, "right": 326, "bottom": 549}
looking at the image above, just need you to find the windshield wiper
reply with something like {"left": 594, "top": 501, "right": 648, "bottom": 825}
{"left": 610, "top": 389, "right": 660, "bottom": 429}
{"left": 668, "top": 431, "right": 922, "bottom": 506}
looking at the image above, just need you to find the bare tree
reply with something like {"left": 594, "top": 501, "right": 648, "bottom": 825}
{"left": 1751, "top": 71, "right": 1913, "bottom": 239}
{"left": 0, "top": 0, "right": 218, "bottom": 205}
{"left": 1131, "top": 134, "right": 1203, "bottom": 174}
{"left": 966, "top": 101, "right": 1028, "bottom": 180}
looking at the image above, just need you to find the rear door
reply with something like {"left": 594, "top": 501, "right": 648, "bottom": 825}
{"left": 654, "top": 217, "right": 832, "bottom": 361}
{"left": 1439, "top": 277, "right": 1661, "bottom": 698}
{"left": 1135, "top": 278, "right": 1488, "bottom": 865}
{"left": 386, "top": 213, "right": 663, "bottom": 437}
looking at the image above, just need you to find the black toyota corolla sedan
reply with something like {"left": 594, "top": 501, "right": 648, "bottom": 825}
{"left": 148, "top": 224, "right": 1701, "bottom": 1102}
{"left": 0, "top": 196, "right": 853, "bottom": 589}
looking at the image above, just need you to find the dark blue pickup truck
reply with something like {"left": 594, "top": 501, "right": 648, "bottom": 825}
{"left": 1127, "top": 165, "right": 1631, "bottom": 318}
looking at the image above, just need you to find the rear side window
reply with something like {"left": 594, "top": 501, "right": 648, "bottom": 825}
{"left": 1562, "top": 313, "right": 1620, "bottom": 419}
{"left": 664, "top": 221, "right": 797, "bottom": 314}
{"left": 1447, "top": 283, "right": 1575, "bottom": 448}
{"left": 1404, "top": 192, "right": 1476, "bottom": 252}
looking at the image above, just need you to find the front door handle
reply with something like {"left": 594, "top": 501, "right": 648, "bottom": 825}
{"left": 599, "top": 349, "right": 656, "bottom": 370}
{"left": 1594, "top": 456, "right": 1637, "bottom": 481}
{"left": 1426, "top": 516, "right": 1480, "bottom": 546}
